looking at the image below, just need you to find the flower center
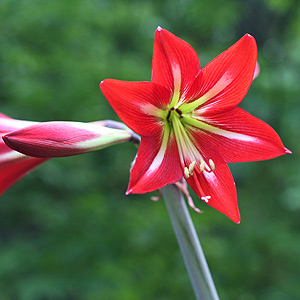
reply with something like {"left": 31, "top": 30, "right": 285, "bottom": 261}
{"left": 166, "top": 107, "right": 215, "bottom": 177}
{"left": 161, "top": 106, "right": 215, "bottom": 205}
{"left": 166, "top": 107, "right": 182, "bottom": 121}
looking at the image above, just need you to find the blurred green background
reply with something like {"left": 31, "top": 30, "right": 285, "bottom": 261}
{"left": 0, "top": 0, "right": 299, "bottom": 299}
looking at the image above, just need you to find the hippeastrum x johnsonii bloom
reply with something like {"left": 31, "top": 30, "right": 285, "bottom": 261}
{"left": 100, "top": 27, "right": 291, "bottom": 223}
{"left": 3, "top": 121, "right": 133, "bottom": 158}
{"left": 0, "top": 113, "right": 48, "bottom": 195}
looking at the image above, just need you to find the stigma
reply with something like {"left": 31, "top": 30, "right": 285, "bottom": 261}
{"left": 201, "top": 196, "right": 211, "bottom": 203}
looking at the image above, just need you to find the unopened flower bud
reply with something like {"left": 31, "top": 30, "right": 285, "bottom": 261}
{"left": 3, "top": 121, "right": 132, "bottom": 158}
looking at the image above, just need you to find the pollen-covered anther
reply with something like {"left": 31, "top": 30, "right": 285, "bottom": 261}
{"left": 188, "top": 160, "right": 196, "bottom": 176}
{"left": 184, "top": 167, "right": 190, "bottom": 178}
{"left": 201, "top": 196, "right": 211, "bottom": 203}
{"left": 203, "top": 159, "right": 215, "bottom": 173}
{"left": 200, "top": 160, "right": 205, "bottom": 172}
{"left": 209, "top": 159, "right": 215, "bottom": 170}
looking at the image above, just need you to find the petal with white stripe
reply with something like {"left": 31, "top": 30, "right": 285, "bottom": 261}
{"left": 152, "top": 27, "right": 200, "bottom": 97}
{"left": 187, "top": 108, "right": 290, "bottom": 163}
{"left": 181, "top": 34, "right": 257, "bottom": 114}
{"left": 127, "top": 125, "right": 182, "bottom": 194}
{"left": 101, "top": 80, "right": 171, "bottom": 136}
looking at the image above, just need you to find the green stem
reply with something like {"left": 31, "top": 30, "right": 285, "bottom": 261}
{"left": 161, "top": 184, "right": 220, "bottom": 300}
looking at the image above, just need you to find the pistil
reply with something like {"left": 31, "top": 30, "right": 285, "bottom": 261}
{"left": 201, "top": 196, "right": 211, "bottom": 203}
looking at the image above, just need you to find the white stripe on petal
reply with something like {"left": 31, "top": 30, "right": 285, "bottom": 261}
{"left": 201, "top": 71, "right": 232, "bottom": 103}
{"left": 204, "top": 169, "right": 217, "bottom": 184}
{"left": 0, "top": 119, "right": 37, "bottom": 133}
{"left": 147, "top": 146, "right": 166, "bottom": 173}
{"left": 180, "top": 72, "right": 233, "bottom": 113}
{"left": 0, "top": 150, "right": 26, "bottom": 163}
{"left": 183, "top": 117, "right": 259, "bottom": 143}
{"left": 208, "top": 126, "right": 259, "bottom": 142}
{"left": 143, "top": 126, "right": 170, "bottom": 176}
{"left": 169, "top": 63, "right": 182, "bottom": 107}
{"left": 141, "top": 103, "right": 166, "bottom": 119}
{"left": 172, "top": 63, "right": 181, "bottom": 96}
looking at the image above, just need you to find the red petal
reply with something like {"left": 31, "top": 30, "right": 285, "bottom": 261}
{"left": 186, "top": 147, "right": 240, "bottom": 223}
{"left": 0, "top": 141, "right": 47, "bottom": 195}
{"left": 187, "top": 34, "right": 257, "bottom": 114}
{"left": 100, "top": 79, "right": 171, "bottom": 136}
{"left": 191, "top": 107, "right": 289, "bottom": 163}
{"left": 152, "top": 27, "right": 200, "bottom": 95}
{"left": 127, "top": 130, "right": 182, "bottom": 194}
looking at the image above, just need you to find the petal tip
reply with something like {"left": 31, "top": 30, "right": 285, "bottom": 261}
{"left": 228, "top": 208, "right": 241, "bottom": 224}
{"left": 231, "top": 215, "right": 241, "bottom": 224}
{"left": 100, "top": 80, "right": 109, "bottom": 92}
{"left": 242, "top": 33, "right": 256, "bottom": 46}
{"left": 284, "top": 147, "right": 292, "bottom": 154}
{"left": 156, "top": 26, "right": 162, "bottom": 31}
{"left": 125, "top": 189, "right": 132, "bottom": 195}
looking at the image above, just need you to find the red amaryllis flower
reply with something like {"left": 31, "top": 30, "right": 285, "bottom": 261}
{"left": 0, "top": 113, "right": 48, "bottom": 195}
{"left": 100, "top": 27, "right": 290, "bottom": 223}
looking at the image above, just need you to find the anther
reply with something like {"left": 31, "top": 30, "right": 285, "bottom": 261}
{"left": 184, "top": 167, "right": 190, "bottom": 178}
{"left": 175, "top": 108, "right": 183, "bottom": 117}
{"left": 188, "top": 161, "right": 196, "bottom": 176}
{"left": 201, "top": 196, "right": 211, "bottom": 203}
{"left": 200, "top": 160, "right": 205, "bottom": 172}
{"left": 209, "top": 159, "right": 215, "bottom": 170}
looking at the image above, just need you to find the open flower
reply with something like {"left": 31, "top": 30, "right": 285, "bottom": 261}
{"left": 100, "top": 27, "right": 290, "bottom": 223}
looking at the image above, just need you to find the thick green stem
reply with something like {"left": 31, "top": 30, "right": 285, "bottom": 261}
{"left": 161, "top": 184, "right": 219, "bottom": 300}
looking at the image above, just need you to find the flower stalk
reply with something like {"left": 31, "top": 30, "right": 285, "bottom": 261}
{"left": 161, "top": 184, "right": 219, "bottom": 300}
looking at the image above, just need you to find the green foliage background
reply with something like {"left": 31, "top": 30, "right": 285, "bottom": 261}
{"left": 0, "top": 0, "right": 299, "bottom": 299}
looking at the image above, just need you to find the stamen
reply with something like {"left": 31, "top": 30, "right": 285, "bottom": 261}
{"left": 184, "top": 167, "right": 190, "bottom": 178}
{"left": 188, "top": 161, "right": 196, "bottom": 176}
{"left": 200, "top": 160, "right": 205, "bottom": 172}
{"left": 201, "top": 196, "right": 211, "bottom": 203}
{"left": 209, "top": 159, "right": 215, "bottom": 170}
{"left": 171, "top": 112, "right": 208, "bottom": 180}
